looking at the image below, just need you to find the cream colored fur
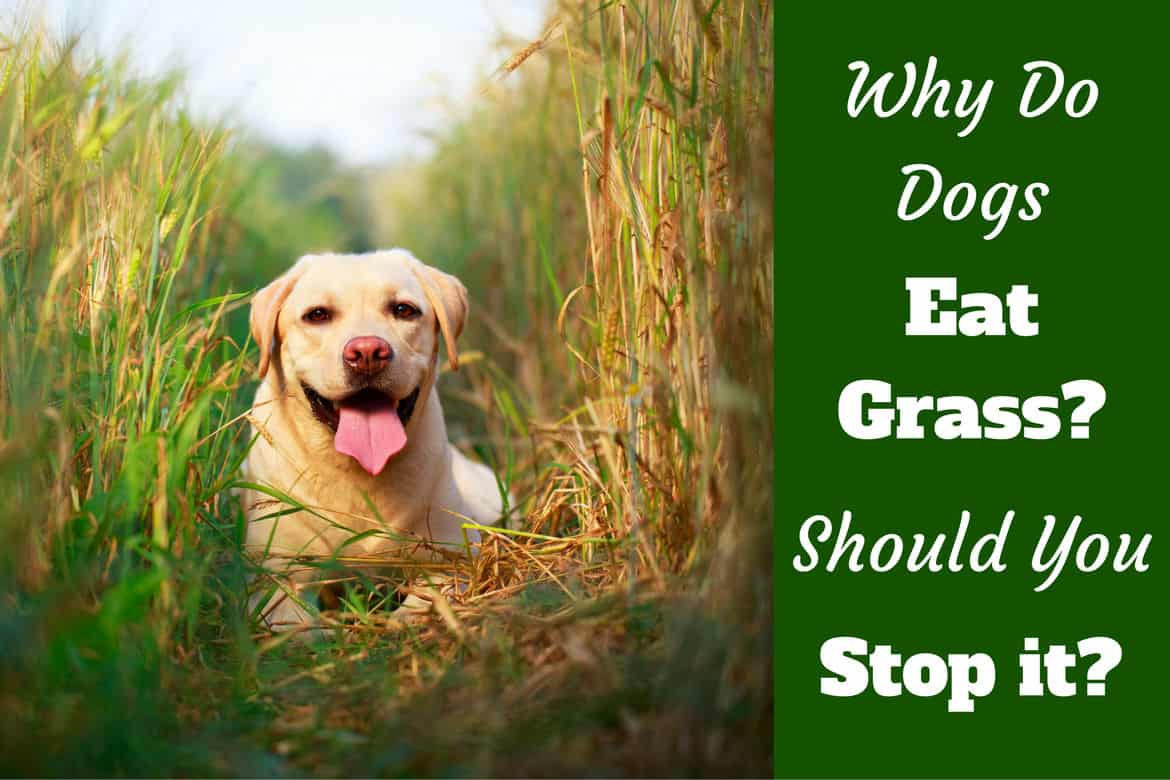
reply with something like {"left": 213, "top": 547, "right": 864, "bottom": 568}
{"left": 238, "top": 249, "right": 503, "bottom": 636}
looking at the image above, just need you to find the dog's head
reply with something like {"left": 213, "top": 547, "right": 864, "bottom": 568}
{"left": 250, "top": 249, "right": 467, "bottom": 475}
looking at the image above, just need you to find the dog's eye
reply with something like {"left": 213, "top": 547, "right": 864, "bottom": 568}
{"left": 303, "top": 307, "right": 332, "bottom": 324}
{"left": 391, "top": 302, "right": 420, "bottom": 320}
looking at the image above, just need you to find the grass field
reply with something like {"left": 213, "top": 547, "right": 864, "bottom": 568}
{"left": 0, "top": 1, "right": 773, "bottom": 776}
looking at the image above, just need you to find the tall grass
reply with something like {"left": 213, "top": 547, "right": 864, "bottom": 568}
{"left": 0, "top": 27, "right": 350, "bottom": 775}
{"left": 0, "top": 1, "right": 773, "bottom": 774}
{"left": 0, "top": 29, "right": 242, "bottom": 618}
{"left": 374, "top": 0, "right": 773, "bottom": 596}
{"left": 363, "top": 2, "right": 774, "bottom": 771}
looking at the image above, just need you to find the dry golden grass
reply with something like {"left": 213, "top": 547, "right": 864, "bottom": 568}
{"left": 406, "top": 0, "right": 775, "bottom": 605}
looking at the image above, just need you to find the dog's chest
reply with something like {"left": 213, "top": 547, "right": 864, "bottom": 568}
{"left": 296, "top": 458, "right": 437, "bottom": 536}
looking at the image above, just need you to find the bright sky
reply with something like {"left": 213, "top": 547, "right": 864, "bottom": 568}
{"left": 9, "top": 0, "right": 546, "bottom": 165}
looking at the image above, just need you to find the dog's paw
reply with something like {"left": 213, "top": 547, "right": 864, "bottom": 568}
{"left": 252, "top": 583, "right": 328, "bottom": 642}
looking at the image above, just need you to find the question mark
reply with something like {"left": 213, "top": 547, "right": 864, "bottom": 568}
{"left": 1077, "top": 636, "right": 1122, "bottom": 695}
{"left": 1061, "top": 380, "right": 1107, "bottom": 439}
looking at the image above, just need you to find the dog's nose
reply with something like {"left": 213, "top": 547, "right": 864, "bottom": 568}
{"left": 343, "top": 336, "right": 393, "bottom": 375}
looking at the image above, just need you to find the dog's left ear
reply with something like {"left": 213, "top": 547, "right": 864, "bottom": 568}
{"left": 415, "top": 265, "right": 468, "bottom": 369}
{"left": 250, "top": 259, "right": 309, "bottom": 379}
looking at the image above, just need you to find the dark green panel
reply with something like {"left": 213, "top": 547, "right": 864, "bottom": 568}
{"left": 776, "top": 3, "right": 1168, "bottom": 776}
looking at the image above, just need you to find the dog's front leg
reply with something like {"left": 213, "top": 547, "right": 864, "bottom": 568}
{"left": 249, "top": 563, "right": 331, "bottom": 643}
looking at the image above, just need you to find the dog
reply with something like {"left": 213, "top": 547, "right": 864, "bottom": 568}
{"left": 239, "top": 249, "right": 505, "bottom": 635}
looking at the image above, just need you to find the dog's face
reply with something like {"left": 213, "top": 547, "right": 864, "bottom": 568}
{"left": 250, "top": 249, "right": 467, "bottom": 475}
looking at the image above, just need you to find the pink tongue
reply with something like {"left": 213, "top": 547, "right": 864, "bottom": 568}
{"left": 333, "top": 395, "right": 407, "bottom": 475}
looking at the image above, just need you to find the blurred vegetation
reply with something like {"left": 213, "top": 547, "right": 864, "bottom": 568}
{"left": 221, "top": 143, "right": 372, "bottom": 283}
{"left": 0, "top": 0, "right": 772, "bottom": 776}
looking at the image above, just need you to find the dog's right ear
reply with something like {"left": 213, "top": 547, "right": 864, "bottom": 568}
{"left": 250, "top": 260, "right": 308, "bottom": 379}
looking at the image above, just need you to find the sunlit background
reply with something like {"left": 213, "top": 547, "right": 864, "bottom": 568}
{"left": 10, "top": 0, "right": 545, "bottom": 164}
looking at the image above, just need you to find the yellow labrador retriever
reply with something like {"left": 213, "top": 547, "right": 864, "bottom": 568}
{"left": 239, "top": 249, "right": 504, "bottom": 634}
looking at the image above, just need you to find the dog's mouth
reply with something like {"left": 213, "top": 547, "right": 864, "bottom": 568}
{"left": 303, "top": 384, "right": 420, "bottom": 475}
{"left": 303, "top": 385, "right": 419, "bottom": 431}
